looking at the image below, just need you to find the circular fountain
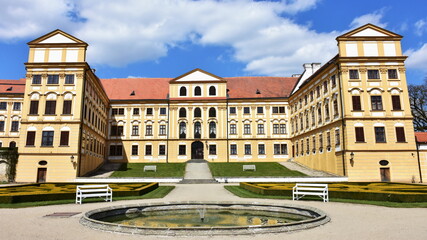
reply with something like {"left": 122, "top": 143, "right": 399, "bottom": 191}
{"left": 80, "top": 201, "right": 330, "bottom": 236}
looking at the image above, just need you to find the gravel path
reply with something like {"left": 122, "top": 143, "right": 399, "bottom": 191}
{"left": 0, "top": 183, "right": 426, "bottom": 240}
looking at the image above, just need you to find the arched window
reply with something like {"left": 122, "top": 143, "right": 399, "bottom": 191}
{"left": 209, "top": 86, "right": 216, "bottom": 96}
{"left": 209, "top": 107, "right": 216, "bottom": 117}
{"left": 179, "top": 122, "right": 186, "bottom": 139}
{"left": 179, "top": 86, "right": 187, "bottom": 96}
{"left": 209, "top": 122, "right": 216, "bottom": 138}
{"left": 194, "top": 86, "right": 202, "bottom": 96}
{"left": 194, "top": 107, "right": 201, "bottom": 118}
{"left": 194, "top": 122, "right": 201, "bottom": 139}
{"left": 9, "top": 141, "right": 16, "bottom": 148}
{"left": 179, "top": 108, "right": 186, "bottom": 118}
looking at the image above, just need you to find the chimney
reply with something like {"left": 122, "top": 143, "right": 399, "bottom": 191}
{"left": 312, "top": 63, "right": 321, "bottom": 73}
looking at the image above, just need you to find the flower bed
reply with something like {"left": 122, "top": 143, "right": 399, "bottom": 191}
{"left": 0, "top": 182, "right": 158, "bottom": 204}
{"left": 240, "top": 182, "right": 427, "bottom": 202}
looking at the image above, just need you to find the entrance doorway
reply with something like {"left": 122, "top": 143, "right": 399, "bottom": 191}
{"left": 380, "top": 168, "right": 390, "bottom": 182}
{"left": 191, "top": 141, "right": 204, "bottom": 159}
{"left": 37, "top": 168, "right": 47, "bottom": 183}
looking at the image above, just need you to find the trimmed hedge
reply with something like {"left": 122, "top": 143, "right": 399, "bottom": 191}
{"left": 240, "top": 182, "right": 427, "bottom": 203}
{"left": 0, "top": 182, "right": 158, "bottom": 204}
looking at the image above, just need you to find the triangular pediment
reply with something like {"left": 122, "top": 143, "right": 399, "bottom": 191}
{"left": 171, "top": 69, "right": 226, "bottom": 83}
{"left": 337, "top": 24, "right": 402, "bottom": 40}
{"left": 28, "top": 29, "right": 87, "bottom": 46}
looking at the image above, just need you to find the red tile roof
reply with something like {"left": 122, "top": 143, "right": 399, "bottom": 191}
{"left": 0, "top": 79, "right": 26, "bottom": 94}
{"left": 415, "top": 132, "right": 427, "bottom": 143}
{"left": 100, "top": 76, "right": 298, "bottom": 100}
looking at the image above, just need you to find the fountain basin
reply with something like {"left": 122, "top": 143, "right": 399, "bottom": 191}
{"left": 80, "top": 201, "right": 330, "bottom": 235}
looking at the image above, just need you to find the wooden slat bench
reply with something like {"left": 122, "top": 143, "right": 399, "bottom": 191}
{"left": 143, "top": 165, "right": 157, "bottom": 172}
{"left": 76, "top": 185, "right": 113, "bottom": 204}
{"left": 292, "top": 183, "right": 329, "bottom": 202}
{"left": 243, "top": 165, "right": 256, "bottom": 171}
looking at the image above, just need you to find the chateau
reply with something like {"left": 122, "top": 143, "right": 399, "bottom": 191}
{"left": 0, "top": 24, "right": 426, "bottom": 183}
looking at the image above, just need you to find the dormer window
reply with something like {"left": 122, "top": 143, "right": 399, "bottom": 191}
{"left": 179, "top": 86, "right": 187, "bottom": 96}
{"left": 194, "top": 86, "right": 202, "bottom": 96}
{"left": 209, "top": 86, "right": 216, "bottom": 96}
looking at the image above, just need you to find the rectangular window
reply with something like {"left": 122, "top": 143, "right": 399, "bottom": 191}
{"left": 272, "top": 107, "right": 279, "bottom": 114}
{"left": 209, "top": 145, "right": 216, "bottom": 155}
{"left": 323, "top": 81, "right": 328, "bottom": 93}
{"left": 352, "top": 96, "right": 361, "bottom": 111}
{"left": 26, "top": 131, "right": 36, "bottom": 146}
{"left": 0, "top": 102, "right": 6, "bottom": 110}
{"left": 65, "top": 74, "right": 74, "bottom": 84}
{"left": 331, "top": 75, "right": 337, "bottom": 88}
{"left": 146, "top": 108, "right": 153, "bottom": 115}
{"left": 257, "top": 107, "right": 263, "bottom": 114}
{"left": 45, "top": 101, "right": 56, "bottom": 115}
{"left": 274, "top": 144, "right": 280, "bottom": 155}
{"left": 159, "top": 108, "right": 167, "bottom": 115}
{"left": 230, "top": 144, "right": 237, "bottom": 155}
{"left": 395, "top": 127, "right": 406, "bottom": 142}
{"left": 133, "top": 108, "right": 140, "bottom": 115}
{"left": 132, "top": 125, "right": 139, "bottom": 135}
{"left": 145, "top": 145, "right": 152, "bottom": 155}
{"left": 243, "top": 107, "right": 250, "bottom": 114}
{"left": 159, "top": 145, "right": 166, "bottom": 155}
{"left": 327, "top": 132, "right": 331, "bottom": 148}
{"left": 375, "top": 127, "right": 386, "bottom": 143}
{"left": 273, "top": 124, "right": 279, "bottom": 134}
{"left": 62, "top": 100, "right": 72, "bottom": 114}
{"left": 229, "top": 124, "right": 236, "bottom": 134}
{"left": 319, "top": 134, "right": 323, "bottom": 151}
{"left": 109, "top": 145, "right": 123, "bottom": 156}
{"left": 110, "top": 126, "right": 124, "bottom": 136}
{"left": 280, "top": 124, "right": 286, "bottom": 134}
{"left": 60, "top": 131, "right": 69, "bottom": 146}
{"left": 11, "top": 121, "right": 19, "bottom": 132}
{"left": 335, "top": 129, "right": 340, "bottom": 146}
{"left": 42, "top": 131, "right": 54, "bottom": 146}
{"left": 349, "top": 70, "right": 359, "bottom": 79}
{"left": 257, "top": 124, "right": 264, "bottom": 134}
{"left": 131, "top": 145, "right": 138, "bottom": 155}
{"left": 316, "top": 86, "right": 320, "bottom": 97}
{"left": 367, "top": 70, "right": 380, "bottom": 79}
{"left": 355, "top": 127, "right": 365, "bottom": 142}
{"left": 388, "top": 69, "right": 398, "bottom": 79}
{"left": 371, "top": 96, "right": 383, "bottom": 110}
{"left": 258, "top": 144, "right": 265, "bottom": 155}
{"left": 0, "top": 121, "right": 4, "bottom": 131}
{"left": 244, "top": 124, "right": 251, "bottom": 134}
{"left": 145, "top": 125, "right": 153, "bottom": 136}
{"left": 179, "top": 145, "right": 186, "bottom": 155}
{"left": 47, "top": 74, "right": 59, "bottom": 84}
{"left": 229, "top": 107, "right": 236, "bottom": 114}
{"left": 111, "top": 108, "right": 124, "bottom": 116}
{"left": 244, "top": 144, "right": 251, "bottom": 155}
{"left": 159, "top": 125, "right": 166, "bottom": 135}
{"left": 392, "top": 95, "right": 401, "bottom": 110}
{"left": 13, "top": 102, "right": 21, "bottom": 111}
{"left": 32, "top": 75, "right": 42, "bottom": 84}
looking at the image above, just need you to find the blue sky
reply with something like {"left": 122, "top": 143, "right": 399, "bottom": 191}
{"left": 0, "top": 0, "right": 426, "bottom": 85}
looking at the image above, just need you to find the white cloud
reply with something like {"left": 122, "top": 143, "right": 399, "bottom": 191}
{"left": 405, "top": 44, "right": 427, "bottom": 71}
{"left": 414, "top": 19, "right": 426, "bottom": 36}
{"left": 350, "top": 9, "right": 387, "bottom": 29}
{"left": 0, "top": 0, "right": 341, "bottom": 76}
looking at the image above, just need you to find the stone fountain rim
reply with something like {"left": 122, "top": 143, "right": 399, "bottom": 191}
{"left": 80, "top": 201, "right": 330, "bottom": 236}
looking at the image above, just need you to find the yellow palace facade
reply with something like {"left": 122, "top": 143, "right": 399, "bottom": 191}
{"left": 0, "top": 24, "right": 425, "bottom": 183}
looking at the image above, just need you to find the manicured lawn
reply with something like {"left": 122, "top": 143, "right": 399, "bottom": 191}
{"left": 208, "top": 162, "right": 305, "bottom": 177}
{"left": 224, "top": 186, "right": 427, "bottom": 208}
{"left": 0, "top": 186, "right": 175, "bottom": 208}
{"left": 111, "top": 163, "right": 186, "bottom": 178}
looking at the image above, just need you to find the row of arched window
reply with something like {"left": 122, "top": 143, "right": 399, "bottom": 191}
{"left": 179, "top": 86, "right": 216, "bottom": 97}
{"left": 179, "top": 107, "right": 216, "bottom": 118}
{"left": 179, "top": 121, "right": 216, "bottom": 139}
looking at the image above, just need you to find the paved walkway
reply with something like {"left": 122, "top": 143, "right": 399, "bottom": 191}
{"left": 0, "top": 183, "right": 426, "bottom": 240}
{"left": 183, "top": 160, "right": 213, "bottom": 180}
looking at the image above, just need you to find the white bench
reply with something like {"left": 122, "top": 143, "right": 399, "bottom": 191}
{"left": 144, "top": 165, "right": 157, "bottom": 172}
{"left": 243, "top": 165, "right": 256, "bottom": 171}
{"left": 292, "top": 183, "right": 329, "bottom": 202}
{"left": 76, "top": 185, "right": 113, "bottom": 204}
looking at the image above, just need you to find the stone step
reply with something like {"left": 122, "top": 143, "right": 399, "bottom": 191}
{"left": 179, "top": 179, "right": 218, "bottom": 184}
